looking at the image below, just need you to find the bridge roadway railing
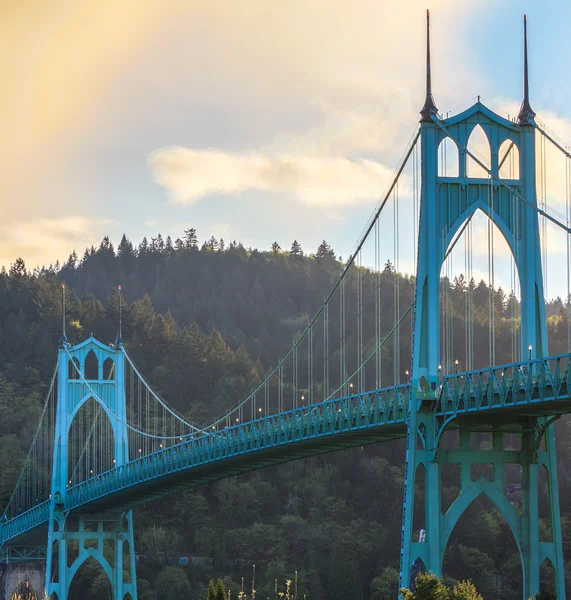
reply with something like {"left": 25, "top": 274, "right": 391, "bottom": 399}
{"left": 1, "top": 384, "right": 412, "bottom": 544}
{"left": 3, "top": 354, "right": 568, "bottom": 545}
{"left": 0, "top": 501, "right": 50, "bottom": 547}
{"left": 436, "top": 353, "right": 571, "bottom": 417}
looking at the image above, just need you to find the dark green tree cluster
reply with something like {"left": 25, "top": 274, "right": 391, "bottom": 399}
{"left": 0, "top": 230, "right": 570, "bottom": 599}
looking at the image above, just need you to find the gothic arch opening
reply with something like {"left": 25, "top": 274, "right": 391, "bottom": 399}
{"left": 438, "top": 137, "right": 459, "bottom": 177}
{"left": 539, "top": 557, "right": 556, "bottom": 594}
{"left": 499, "top": 139, "right": 520, "bottom": 179}
{"left": 68, "top": 556, "right": 112, "bottom": 600}
{"left": 439, "top": 208, "right": 521, "bottom": 375}
{"left": 539, "top": 464, "right": 553, "bottom": 542}
{"left": 443, "top": 494, "right": 522, "bottom": 599}
{"left": 68, "top": 397, "right": 115, "bottom": 486}
{"left": 85, "top": 350, "right": 99, "bottom": 380}
{"left": 408, "top": 557, "right": 426, "bottom": 592}
{"left": 68, "top": 357, "right": 80, "bottom": 380}
{"left": 413, "top": 463, "right": 426, "bottom": 537}
{"left": 122, "top": 540, "right": 132, "bottom": 583}
{"left": 466, "top": 124, "right": 491, "bottom": 178}
{"left": 51, "top": 539, "right": 60, "bottom": 583}
{"left": 103, "top": 357, "right": 115, "bottom": 380}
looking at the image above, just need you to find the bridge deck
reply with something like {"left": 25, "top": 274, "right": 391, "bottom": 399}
{"left": 2, "top": 354, "right": 570, "bottom": 547}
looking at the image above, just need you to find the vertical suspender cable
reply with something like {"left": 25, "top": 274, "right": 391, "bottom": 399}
{"left": 294, "top": 345, "right": 298, "bottom": 409}
{"left": 375, "top": 217, "right": 382, "bottom": 389}
{"left": 360, "top": 252, "right": 364, "bottom": 391}
{"left": 567, "top": 155, "right": 571, "bottom": 353}
{"left": 324, "top": 299, "right": 329, "bottom": 400}
{"left": 394, "top": 185, "right": 400, "bottom": 384}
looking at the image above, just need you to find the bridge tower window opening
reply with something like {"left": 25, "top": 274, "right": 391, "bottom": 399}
{"left": 466, "top": 124, "right": 491, "bottom": 178}
{"left": 103, "top": 357, "right": 115, "bottom": 380}
{"left": 498, "top": 139, "right": 520, "bottom": 179}
{"left": 84, "top": 350, "right": 99, "bottom": 380}
{"left": 68, "top": 357, "right": 80, "bottom": 380}
{"left": 438, "top": 137, "right": 459, "bottom": 177}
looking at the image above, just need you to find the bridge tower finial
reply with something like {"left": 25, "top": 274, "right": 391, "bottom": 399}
{"left": 518, "top": 14, "right": 536, "bottom": 125}
{"left": 116, "top": 284, "right": 123, "bottom": 346}
{"left": 420, "top": 9, "right": 438, "bottom": 122}
{"left": 60, "top": 283, "right": 68, "bottom": 347}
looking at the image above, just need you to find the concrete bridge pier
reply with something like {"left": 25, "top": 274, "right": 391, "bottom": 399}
{"left": 0, "top": 561, "right": 46, "bottom": 600}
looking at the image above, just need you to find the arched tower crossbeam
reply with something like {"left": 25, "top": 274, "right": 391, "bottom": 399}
{"left": 46, "top": 336, "right": 137, "bottom": 600}
{"left": 399, "top": 13, "right": 565, "bottom": 600}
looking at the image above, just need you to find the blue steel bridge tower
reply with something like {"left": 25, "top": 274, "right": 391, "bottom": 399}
{"left": 399, "top": 13, "right": 565, "bottom": 599}
{"left": 46, "top": 336, "right": 137, "bottom": 600}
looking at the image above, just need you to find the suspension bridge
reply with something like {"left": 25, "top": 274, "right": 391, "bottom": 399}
{"left": 2, "top": 12, "right": 571, "bottom": 600}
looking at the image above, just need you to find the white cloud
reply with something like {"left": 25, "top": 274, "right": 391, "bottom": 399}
{"left": 0, "top": 216, "right": 109, "bottom": 270}
{"left": 149, "top": 147, "right": 398, "bottom": 208}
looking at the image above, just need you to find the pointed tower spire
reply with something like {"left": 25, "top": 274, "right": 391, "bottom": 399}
{"left": 518, "top": 15, "right": 536, "bottom": 125}
{"left": 420, "top": 9, "right": 438, "bottom": 122}
{"left": 60, "top": 283, "right": 68, "bottom": 347}
{"left": 116, "top": 285, "right": 123, "bottom": 346}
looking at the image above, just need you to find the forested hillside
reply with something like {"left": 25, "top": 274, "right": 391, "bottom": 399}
{"left": 1, "top": 231, "right": 571, "bottom": 600}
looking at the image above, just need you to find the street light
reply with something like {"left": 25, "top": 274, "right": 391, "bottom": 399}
{"left": 529, "top": 345, "right": 533, "bottom": 360}
{"left": 455, "top": 359, "right": 459, "bottom": 374}
{"left": 405, "top": 370, "right": 409, "bottom": 383}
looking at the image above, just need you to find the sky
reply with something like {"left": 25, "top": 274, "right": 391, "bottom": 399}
{"left": 1, "top": 0, "right": 571, "bottom": 298}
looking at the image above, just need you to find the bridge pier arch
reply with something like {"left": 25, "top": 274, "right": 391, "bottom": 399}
{"left": 46, "top": 510, "right": 136, "bottom": 600}
{"left": 400, "top": 415, "right": 565, "bottom": 599}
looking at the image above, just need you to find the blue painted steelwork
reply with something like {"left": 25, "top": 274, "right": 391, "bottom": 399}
{"left": 0, "top": 13, "right": 570, "bottom": 600}
{"left": 0, "top": 349, "right": 569, "bottom": 597}
{"left": 399, "top": 13, "right": 565, "bottom": 600}
{"left": 45, "top": 337, "right": 137, "bottom": 600}
{"left": 0, "top": 546, "right": 46, "bottom": 563}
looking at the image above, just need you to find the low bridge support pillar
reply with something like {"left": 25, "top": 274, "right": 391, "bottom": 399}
{"left": 0, "top": 560, "right": 46, "bottom": 600}
{"left": 46, "top": 509, "right": 137, "bottom": 600}
{"left": 400, "top": 411, "right": 566, "bottom": 600}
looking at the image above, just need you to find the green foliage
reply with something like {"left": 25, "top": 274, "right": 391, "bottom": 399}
{"left": 215, "top": 578, "right": 226, "bottom": 600}
{"left": 401, "top": 572, "right": 483, "bottom": 600}
{"left": 156, "top": 566, "right": 192, "bottom": 600}
{"left": 207, "top": 579, "right": 216, "bottom": 600}
{"left": 1, "top": 233, "right": 570, "bottom": 600}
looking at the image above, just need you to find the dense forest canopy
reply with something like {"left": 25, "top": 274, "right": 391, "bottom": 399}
{"left": 1, "top": 230, "right": 570, "bottom": 600}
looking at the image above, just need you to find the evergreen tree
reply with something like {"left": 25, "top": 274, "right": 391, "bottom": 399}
{"left": 9, "top": 258, "right": 27, "bottom": 280}
{"left": 207, "top": 579, "right": 216, "bottom": 600}
{"left": 315, "top": 240, "right": 335, "bottom": 260}
{"left": 215, "top": 578, "right": 226, "bottom": 600}
{"left": 290, "top": 240, "right": 303, "bottom": 257}
{"left": 184, "top": 228, "right": 199, "bottom": 250}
